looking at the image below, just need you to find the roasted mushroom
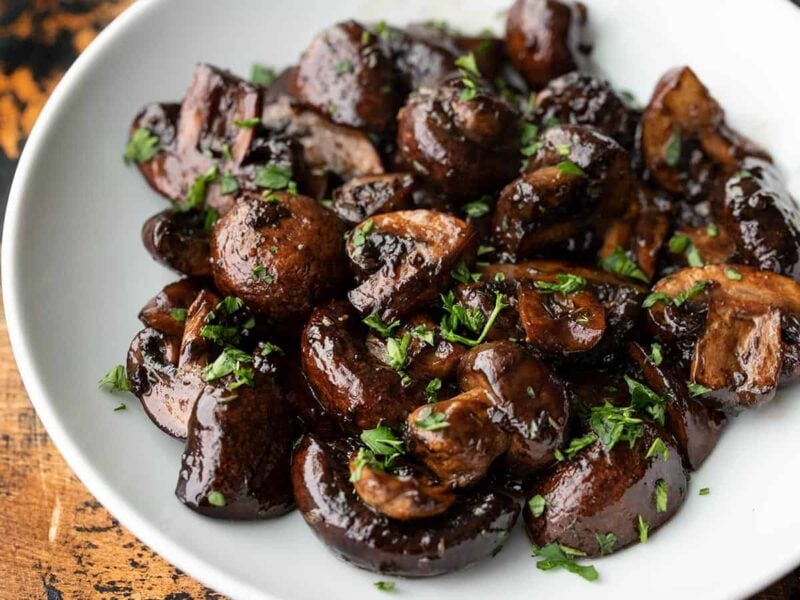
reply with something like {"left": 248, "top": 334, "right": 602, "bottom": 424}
{"left": 505, "top": 0, "right": 591, "bottom": 90}
{"left": 405, "top": 389, "right": 510, "bottom": 488}
{"left": 459, "top": 341, "right": 570, "bottom": 474}
{"left": 138, "top": 279, "right": 202, "bottom": 336}
{"left": 126, "top": 289, "right": 218, "bottom": 439}
{"left": 292, "top": 21, "right": 402, "bottom": 132}
{"left": 494, "top": 125, "right": 633, "bottom": 258}
{"left": 349, "top": 457, "right": 456, "bottom": 520}
{"left": 346, "top": 210, "right": 477, "bottom": 321}
{"left": 133, "top": 64, "right": 304, "bottom": 215}
{"left": 330, "top": 173, "right": 415, "bottom": 224}
{"left": 210, "top": 191, "right": 348, "bottom": 325}
{"left": 142, "top": 209, "right": 212, "bottom": 277}
{"left": 524, "top": 423, "right": 688, "bottom": 557}
{"left": 645, "top": 265, "right": 800, "bottom": 409}
{"left": 627, "top": 341, "right": 726, "bottom": 470}
{"left": 533, "top": 72, "right": 638, "bottom": 149}
{"left": 396, "top": 77, "right": 521, "bottom": 198}
{"left": 719, "top": 158, "right": 800, "bottom": 279}
{"left": 641, "top": 66, "right": 769, "bottom": 197}
{"left": 175, "top": 352, "right": 294, "bottom": 519}
{"left": 292, "top": 435, "right": 520, "bottom": 576}
{"left": 301, "top": 300, "right": 424, "bottom": 430}
{"left": 262, "top": 95, "right": 384, "bottom": 180}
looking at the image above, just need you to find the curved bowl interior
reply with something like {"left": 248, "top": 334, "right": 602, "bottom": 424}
{"left": 4, "top": 0, "right": 800, "bottom": 598}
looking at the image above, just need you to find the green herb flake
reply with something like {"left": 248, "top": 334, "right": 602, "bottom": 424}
{"left": 725, "top": 267, "right": 743, "bottom": 281}
{"left": 207, "top": 491, "right": 226, "bottom": 507}
{"left": 655, "top": 479, "right": 668, "bottom": 513}
{"left": 232, "top": 117, "right": 261, "bottom": 128}
{"left": 454, "top": 52, "right": 480, "bottom": 78}
{"left": 374, "top": 581, "right": 395, "bottom": 592}
{"left": 596, "top": 533, "right": 617, "bottom": 556}
{"left": 735, "top": 169, "right": 753, "bottom": 181}
{"left": 414, "top": 406, "right": 450, "bottom": 431}
{"left": 706, "top": 223, "right": 719, "bottom": 237}
{"left": 252, "top": 264, "right": 273, "bottom": 283}
{"left": 649, "top": 342, "right": 663, "bottom": 366}
{"left": 668, "top": 233, "right": 691, "bottom": 254}
{"left": 638, "top": 515, "right": 649, "bottom": 543}
{"left": 124, "top": 127, "right": 160, "bottom": 164}
{"left": 360, "top": 426, "right": 404, "bottom": 466}
{"left": 665, "top": 127, "right": 682, "bottom": 167}
{"left": 451, "top": 261, "right": 482, "bottom": 284}
{"left": 555, "top": 143, "right": 571, "bottom": 157}
{"left": 463, "top": 199, "right": 491, "bottom": 218}
{"left": 113, "top": 403, "right": 126, "bottom": 412}
{"left": 363, "top": 313, "right": 401, "bottom": 338}
{"left": 386, "top": 333, "right": 412, "bottom": 371}
{"left": 673, "top": 280, "right": 710, "bottom": 307}
{"left": 334, "top": 59, "right": 354, "bottom": 75}
{"left": 642, "top": 292, "right": 671, "bottom": 308}
{"left": 589, "top": 401, "right": 644, "bottom": 450}
{"left": 528, "top": 495, "right": 547, "bottom": 517}
{"left": 687, "top": 382, "right": 712, "bottom": 396}
{"left": 625, "top": 375, "right": 666, "bottom": 424}
{"left": 439, "top": 291, "right": 507, "bottom": 347}
{"left": 250, "top": 63, "right": 277, "bottom": 86}
{"left": 98, "top": 365, "right": 130, "bottom": 393}
{"left": 170, "top": 308, "right": 188, "bottom": 322}
{"left": 699, "top": 487, "right": 711, "bottom": 496}
{"left": 220, "top": 171, "right": 239, "bottom": 195}
{"left": 352, "top": 219, "right": 374, "bottom": 248}
{"left": 425, "top": 378, "right": 442, "bottom": 403}
{"left": 645, "top": 437, "right": 669, "bottom": 461}
{"left": 560, "top": 432, "right": 598, "bottom": 459}
{"left": 534, "top": 273, "right": 587, "bottom": 295}
{"left": 261, "top": 341, "right": 282, "bottom": 356}
{"left": 556, "top": 160, "right": 585, "bottom": 176}
{"left": 254, "top": 163, "right": 293, "bottom": 190}
{"left": 600, "top": 247, "right": 649, "bottom": 283}
{"left": 203, "top": 347, "right": 254, "bottom": 390}
{"left": 532, "top": 544, "right": 599, "bottom": 582}
{"left": 478, "top": 245, "right": 495, "bottom": 257}
{"left": 411, "top": 325, "right": 435, "bottom": 346}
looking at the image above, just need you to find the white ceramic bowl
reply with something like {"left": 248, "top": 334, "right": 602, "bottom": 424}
{"left": 4, "top": 0, "right": 800, "bottom": 598}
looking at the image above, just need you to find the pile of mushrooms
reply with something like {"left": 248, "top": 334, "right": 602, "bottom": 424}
{"left": 106, "top": 0, "right": 800, "bottom": 582}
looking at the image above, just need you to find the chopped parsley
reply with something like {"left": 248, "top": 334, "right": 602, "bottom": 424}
{"left": 352, "top": 218, "right": 374, "bottom": 247}
{"left": 673, "top": 280, "right": 710, "bottom": 307}
{"left": 176, "top": 165, "right": 219, "bottom": 212}
{"left": 664, "top": 127, "right": 682, "bottom": 167}
{"left": 596, "top": 533, "right": 616, "bottom": 556}
{"left": 706, "top": 223, "right": 719, "bottom": 237}
{"left": 261, "top": 341, "right": 282, "bottom": 356}
{"left": 360, "top": 426, "right": 404, "bottom": 466}
{"left": 668, "top": 233, "right": 704, "bottom": 267}
{"left": 425, "top": 378, "right": 442, "bottom": 403}
{"left": 451, "top": 261, "right": 482, "bottom": 284}
{"left": 642, "top": 292, "right": 671, "bottom": 308}
{"left": 220, "top": 172, "right": 239, "bottom": 195}
{"left": 439, "top": 290, "right": 507, "bottom": 347}
{"left": 699, "top": 487, "right": 710, "bottom": 496}
{"left": 113, "top": 403, "right": 126, "bottom": 412}
{"left": 478, "top": 245, "right": 495, "bottom": 257}
{"left": 334, "top": 59, "right": 354, "bottom": 75}
{"left": 203, "top": 207, "right": 220, "bottom": 231}
{"left": 589, "top": 401, "right": 644, "bottom": 450}
{"left": 645, "top": 437, "right": 669, "bottom": 461}
{"left": 207, "top": 491, "right": 226, "bottom": 507}
{"left": 528, "top": 495, "right": 547, "bottom": 517}
{"left": 350, "top": 448, "right": 383, "bottom": 483}
{"left": 556, "top": 160, "right": 584, "bottom": 176}
{"left": 655, "top": 479, "right": 668, "bottom": 513}
{"left": 687, "top": 382, "right": 712, "bottom": 396}
{"left": 455, "top": 52, "right": 481, "bottom": 101}
{"left": 600, "top": 247, "right": 649, "bottom": 283}
{"left": 252, "top": 264, "right": 273, "bottom": 283}
{"left": 250, "top": 64, "right": 277, "bottom": 85}
{"left": 649, "top": 342, "right": 663, "bottom": 366}
{"left": 124, "top": 127, "right": 160, "bottom": 164}
{"left": 363, "top": 313, "right": 400, "bottom": 338}
{"left": 411, "top": 325, "right": 435, "bottom": 346}
{"left": 463, "top": 198, "right": 492, "bottom": 218}
{"left": 725, "top": 267, "right": 743, "bottom": 281}
{"left": 232, "top": 117, "right": 261, "bottom": 128}
{"left": 374, "top": 581, "right": 395, "bottom": 592}
{"left": 254, "top": 163, "right": 294, "bottom": 190}
{"left": 556, "top": 432, "right": 598, "bottom": 460}
{"left": 414, "top": 406, "right": 450, "bottom": 431}
{"left": 625, "top": 376, "right": 666, "bottom": 424}
{"left": 385, "top": 333, "right": 412, "bottom": 371}
{"left": 532, "top": 544, "right": 598, "bottom": 582}
{"left": 203, "top": 347, "right": 254, "bottom": 390}
{"left": 638, "top": 515, "right": 649, "bottom": 543}
{"left": 98, "top": 365, "right": 130, "bottom": 393}
{"left": 534, "top": 273, "right": 587, "bottom": 295}
{"left": 170, "top": 308, "right": 188, "bottom": 322}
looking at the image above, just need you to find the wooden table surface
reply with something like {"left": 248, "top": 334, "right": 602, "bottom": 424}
{"left": 0, "top": 1, "right": 799, "bottom": 598}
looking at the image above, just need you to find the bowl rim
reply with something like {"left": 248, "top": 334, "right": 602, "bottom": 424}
{"left": 3, "top": 1, "right": 800, "bottom": 598}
